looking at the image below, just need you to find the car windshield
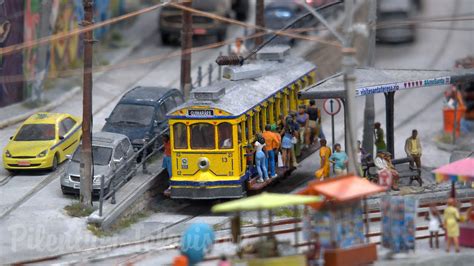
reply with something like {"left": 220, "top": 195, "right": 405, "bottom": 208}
{"left": 72, "top": 145, "right": 113, "bottom": 166}
{"left": 265, "top": 7, "right": 293, "bottom": 19}
{"left": 108, "top": 104, "right": 155, "bottom": 126}
{"left": 14, "top": 124, "right": 55, "bottom": 141}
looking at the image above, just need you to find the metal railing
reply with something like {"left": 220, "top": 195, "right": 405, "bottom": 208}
{"left": 98, "top": 128, "right": 169, "bottom": 217}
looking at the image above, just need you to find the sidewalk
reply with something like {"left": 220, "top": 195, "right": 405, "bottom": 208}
{"left": 0, "top": 9, "right": 158, "bottom": 129}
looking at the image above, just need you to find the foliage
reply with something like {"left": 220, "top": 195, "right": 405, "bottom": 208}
{"left": 64, "top": 202, "right": 95, "bottom": 217}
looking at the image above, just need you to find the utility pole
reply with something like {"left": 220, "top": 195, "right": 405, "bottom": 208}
{"left": 180, "top": 0, "right": 192, "bottom": 100}
{"left": 342, "top": 0, "right": 359, "bottom": 175}
{"left": 255, "top": 0, "right": 265, "bottom": 47}
{"left": 362, "top": 0, "right": 376, "bottom": 157}
{"left": 80, "top": 0, "right": 94, "bottom": 207}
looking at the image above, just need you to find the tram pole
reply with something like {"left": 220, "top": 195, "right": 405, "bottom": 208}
{"left": 342, "top": 0, "right": 360, "bottom": 175}
{"left": 362, "top": 0, "right": 376, "bottom": 157}
{"left": 80, "top": 0, "right": 94, "bottom": 207}
{"left": 180, "top": 0, "right": 193, "bottom": 100}
{"left": 255, "top": 0, "right": 265, "bottom": 47}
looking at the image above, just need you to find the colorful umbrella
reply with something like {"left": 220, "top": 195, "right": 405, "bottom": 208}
{"left": 433, "top": 158, "right": 474, "bottom": 183}
{"left": 432, "top": 158, "right": 474, "bottom": 198}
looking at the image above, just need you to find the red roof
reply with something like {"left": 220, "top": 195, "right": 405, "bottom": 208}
{"left": 299, "top": 175, "right": 386, "bottom": 203}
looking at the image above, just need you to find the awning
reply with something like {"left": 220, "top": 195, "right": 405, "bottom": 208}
{"left": 299, "top": 68, "right": 474, "bottom": 99}
{"left": 299, "top": 175, "right": 387, "bottom": 203}
{"left": 433, "top": 158, "right": 474, "bottom": 183}
{"left": 211, "top": 192, "right": 322, "bottom": 213}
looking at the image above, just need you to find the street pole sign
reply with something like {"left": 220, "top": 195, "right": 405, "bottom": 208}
{"left": 323, "top": 98, "right": 341, "bottom": 166}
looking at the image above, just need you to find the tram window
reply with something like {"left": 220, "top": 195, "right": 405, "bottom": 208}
{"left": 190, "top": 123, "right": 215, "bottom": 149}
{"left": 218, "top": 123, "right": 233, "bottom": 149}
{"left": 173, "top": 123, "right": 188, "bottom": 149}
{"left": 240, "top": 120, "right": 246, "bottom": 143}
{"left": 254, "top": 112, "right": 259, "bottom": 133}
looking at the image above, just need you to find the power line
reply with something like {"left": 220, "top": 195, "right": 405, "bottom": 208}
{"left": 0, "top": 1, "right": 172, "bottom": 56}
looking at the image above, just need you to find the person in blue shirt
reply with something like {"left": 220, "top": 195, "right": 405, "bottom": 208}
{"left": 329, "top": 143, "right": 348, "bottom": 176}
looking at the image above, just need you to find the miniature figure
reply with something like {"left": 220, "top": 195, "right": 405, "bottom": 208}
{"left": 444, "top": 198, "right": 460, "bottom": 253}
{"left": 315, "top": 139, "right": 331, "bottom": 180}
{"left": 404, "top": 129, "right": 422, "bottom": 169}
{"left": 329, "top": 143, "right": 348, "bottom": 176}
{"left": 374, "top": 122, "right": 387, "bottom": 152}
{"left": 425, "top": 203, "right": 442, "bottom": 248}
{"left": 254, "top": 136, "right": 269, "bottom": 183}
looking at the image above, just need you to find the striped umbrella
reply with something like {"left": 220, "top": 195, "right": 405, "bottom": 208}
{"left": 433, "top": 158, "right": 474, "bottom": 197}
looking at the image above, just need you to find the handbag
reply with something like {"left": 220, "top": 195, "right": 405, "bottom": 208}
{"left": 277, "top": 152, "right": 284, "bottom": 167}
{"left": 291, "top": 136, "right": 298, "bottom": 144}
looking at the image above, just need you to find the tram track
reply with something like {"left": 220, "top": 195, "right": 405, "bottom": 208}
{"left": 0, "top": 167, "right": 64, "bottom": 220}
{"left": 0, "top": 173, "right": 14, "bottom": 186}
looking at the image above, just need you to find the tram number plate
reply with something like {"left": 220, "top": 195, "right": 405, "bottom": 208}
{"left": 187, "top": 109, "right": 214, "bottom": 117}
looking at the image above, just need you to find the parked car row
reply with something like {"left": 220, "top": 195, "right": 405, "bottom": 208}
{"left": 2, "top": 86, "right": 184, "bottom": 197}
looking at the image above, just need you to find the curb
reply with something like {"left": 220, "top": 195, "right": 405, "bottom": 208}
{"left": 0, "top": 86, "right": 81, "bottom": 129}
{"left": 88, "top": 169, "right": 168, "bottom": 229}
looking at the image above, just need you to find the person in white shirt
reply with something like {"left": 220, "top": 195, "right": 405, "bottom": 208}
{"left": 254, "top": 137, "right": 269, "bottom": 183}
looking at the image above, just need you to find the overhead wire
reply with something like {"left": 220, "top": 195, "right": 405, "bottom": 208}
{"left": 1, "top": 2, "right": 474, "bottom": 84}
{"left": 0, "top": 1, "right": 173, "bottom": 56}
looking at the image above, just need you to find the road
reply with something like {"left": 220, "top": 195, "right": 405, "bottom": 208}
{"left": 1, "top": 0, "right": 473, "bottom": 264}
{"left": 0, "top": 3, "right": 255, "bottom": 262}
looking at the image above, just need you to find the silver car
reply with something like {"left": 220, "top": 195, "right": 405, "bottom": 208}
{"left": 60, "top": 132, "right": 135, "bottom": 196}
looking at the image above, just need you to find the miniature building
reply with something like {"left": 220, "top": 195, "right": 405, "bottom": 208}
{"left": 299, "top": 175, "right": 386, "bottom": 266}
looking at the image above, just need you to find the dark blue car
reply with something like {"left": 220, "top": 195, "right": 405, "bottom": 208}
{"left": 102, "top": 86, "right": 184, "bottom": 151}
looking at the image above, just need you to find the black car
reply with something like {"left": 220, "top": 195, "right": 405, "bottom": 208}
{"left": 245, "top": 1, "right": 315, "bottom": 47}
{"left": 102, "top": 86, "right": 183, "bottom": 151}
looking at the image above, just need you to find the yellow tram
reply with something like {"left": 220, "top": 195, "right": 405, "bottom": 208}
{"left": 167, "top": 48, "right": 316, "bottom": 199}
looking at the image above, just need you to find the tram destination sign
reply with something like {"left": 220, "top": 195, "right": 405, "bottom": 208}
{"left": 187, "top": 109, "right": 214, "bottom": 117}
{"left": 356, "top": 76, "right": 451, "bottom": 96}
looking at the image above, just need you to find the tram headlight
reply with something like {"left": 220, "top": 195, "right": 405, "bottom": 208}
{"left": 197, "top": 157, "right": 210, "bottom": 171}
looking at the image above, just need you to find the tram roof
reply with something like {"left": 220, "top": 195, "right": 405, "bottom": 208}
{"left": 299, "top": 68, "right": 474, "bottom": 99}
{"left": 169, "top": 57, "right": 316, "bottom": 117}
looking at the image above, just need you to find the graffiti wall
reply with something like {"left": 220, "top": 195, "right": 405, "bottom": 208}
{"left": 0, "top": 0, "right": 25, "bottom": 107}
{"left": 22, "top": 0, "right": 126, "bottom": 103}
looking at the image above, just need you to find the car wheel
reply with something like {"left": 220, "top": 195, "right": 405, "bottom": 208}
{"left": 161, "top": 32, "right": 170, "bottom": 45}
{"left": 6, "top": 169, "right": 17, "bottom": 175}
{"left": 51, "top": 154, "right": 59, "bottom": 171}
{"left": 217, "top": 30, "right": 227, "bottom": 42}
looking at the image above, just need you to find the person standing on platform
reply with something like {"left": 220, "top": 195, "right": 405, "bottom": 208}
{"left": 329, "top": 143, "right": 348, "bottom": 176}
{"left": 444, "top": 198, "right": 461, "bottom": 253}
{"left": 315, "top": 139, "right": 331, "bottom": 180}
{"left": 374, "top": 122, "right": 387, "bottom": 152}
{"left": 262, "top": 124, "right": 279, "bottom": 178}
{"left": 404, "top": 129, "right": 422, "bottom": 169}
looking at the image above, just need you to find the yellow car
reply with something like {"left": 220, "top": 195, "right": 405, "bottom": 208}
{"left": 3, "top": 112, "right": 82, "bottom": 172}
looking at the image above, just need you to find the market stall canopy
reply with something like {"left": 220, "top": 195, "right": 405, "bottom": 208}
{"left": 299, "top": 68, "right": 474, "bottom": 99}
{"left": 433, "top": 158, "right": 474, "bottom": 183}
{"left": 299, "top": 175, "right": 386, "bottom": 203}
{"left": 211, "top": 192, "right": 322, "bottom": 213}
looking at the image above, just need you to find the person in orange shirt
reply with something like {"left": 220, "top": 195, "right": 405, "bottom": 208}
{"left": 262, "top": 124, "right": 279, "bottom": 178}
{"left": 315, "top": 139, "right": 331, "bottom": 180}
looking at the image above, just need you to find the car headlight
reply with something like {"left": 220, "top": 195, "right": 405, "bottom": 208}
{"left": 5, "top": 150, "right": 11, "bottom": 158}
{"left": 37, "top": 150, "right": 48, "bottom": 158}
